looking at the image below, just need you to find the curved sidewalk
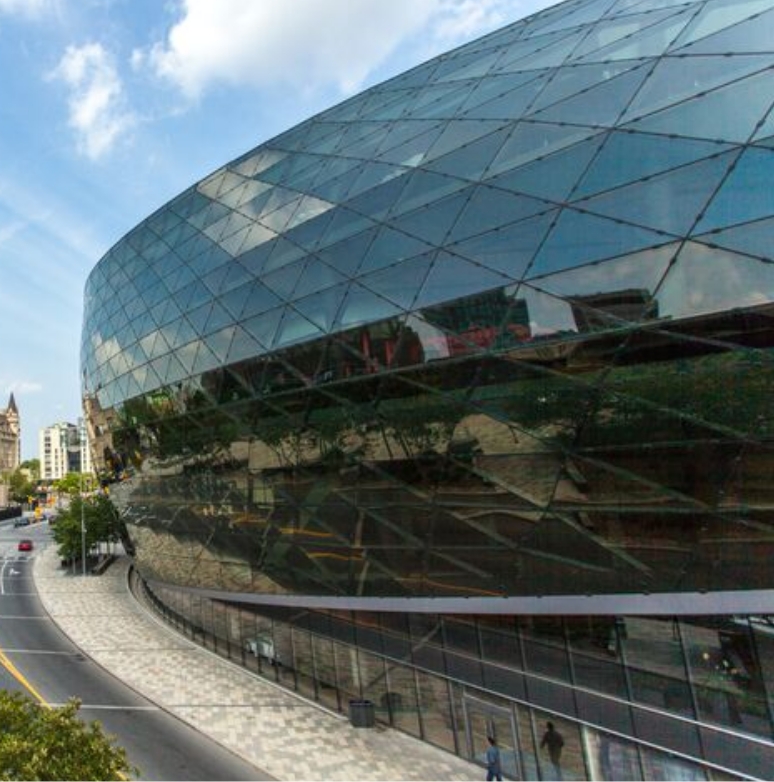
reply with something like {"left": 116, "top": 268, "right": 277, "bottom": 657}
{"left": 33, "top": 546, "right": 481, "bottom": 781}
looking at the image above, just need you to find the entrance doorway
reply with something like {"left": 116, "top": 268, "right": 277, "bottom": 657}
{"left": 463, "top": 694, "right": 523, "bottom": 779}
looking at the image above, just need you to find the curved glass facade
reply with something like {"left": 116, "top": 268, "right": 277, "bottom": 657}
{"left": 83, "top": 0, "right": 774, "bottom": 776}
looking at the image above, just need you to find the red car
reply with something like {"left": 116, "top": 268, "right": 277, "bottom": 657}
{"left": 17, "top": 539, "right": 33, "bottom": 552}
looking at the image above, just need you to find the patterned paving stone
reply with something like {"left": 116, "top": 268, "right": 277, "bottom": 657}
{"left": 32, "top": 547, "right": 480, "bottom": 781}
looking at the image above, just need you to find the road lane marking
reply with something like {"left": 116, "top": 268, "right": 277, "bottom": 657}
{"left": 0, "top": 646, "right": 49, "bottom": 707}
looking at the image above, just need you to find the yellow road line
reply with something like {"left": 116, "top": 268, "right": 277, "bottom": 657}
{"left": 0, "top": 646, "right": 50, "bottom": 707}
{"left": 0, "top": 648, "right": 128, "bottom": 779}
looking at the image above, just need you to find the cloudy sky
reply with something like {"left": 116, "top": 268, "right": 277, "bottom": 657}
{"left": 0, "top": 0, "right": 556, "bottom": 459}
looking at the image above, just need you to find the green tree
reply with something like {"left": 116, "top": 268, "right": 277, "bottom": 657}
{"left": 52, "top": 473, "right": 96, "bottom": 497}
{"left": 52, "top": 495, "right": 122, "bottom": 564}
{"left": 0, "top": 691, "right": 135, "bottom": 780}
{"left": 4, "top": 470, "right": 35, "bottom": 505}
{"left": 19, "top": 459, "right": 40, "bottom": 480}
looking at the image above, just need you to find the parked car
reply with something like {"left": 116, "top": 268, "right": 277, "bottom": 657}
{"left": 13, "top": 517, "right": 30, "bottom": 528}
{"left": 18, "top": 539, "right": 33, "bottom": 552}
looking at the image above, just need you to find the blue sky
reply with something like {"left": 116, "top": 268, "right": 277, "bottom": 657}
{"left": 0, "top": 0, "right": 556, "bottom": 460}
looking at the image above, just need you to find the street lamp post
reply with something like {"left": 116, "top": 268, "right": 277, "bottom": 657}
{"left": 80, "top": 470, "right": 86, "bottom": 577}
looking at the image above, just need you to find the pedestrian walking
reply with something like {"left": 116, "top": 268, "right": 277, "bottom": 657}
{"left": 485, "top": 735, "right": 503, "bottom": 781}
{"left": 540, "top": 721, "right": 565, "bottom": 780}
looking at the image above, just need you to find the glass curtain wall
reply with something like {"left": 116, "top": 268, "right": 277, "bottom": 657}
{"left": 137, "top": 574, "right": 767, "bottom": 779}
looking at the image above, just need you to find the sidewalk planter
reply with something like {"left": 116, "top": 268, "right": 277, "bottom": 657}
{"left": 349, "top": 699, "right": 375, "bottom": 728}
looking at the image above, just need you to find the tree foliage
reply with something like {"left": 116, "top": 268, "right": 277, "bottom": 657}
{"left": 52, "top": 494, "right": 122, "bottom": 563}
{"left": 3, "top": 470, "right": 35, "bottom": 505}
{"left": 52, "top": 473, "right": 96, "bottom": 497}
{"left": 0, "top": 691, "right": 135, "bottom": 780}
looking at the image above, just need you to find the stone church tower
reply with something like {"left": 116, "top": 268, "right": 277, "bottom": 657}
{"left": 0, "top": 394, "right": 20, "bottom": 472}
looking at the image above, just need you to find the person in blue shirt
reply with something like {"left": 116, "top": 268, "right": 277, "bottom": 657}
{"left": 485, "top": 736, "right": 503, "bottom": 781}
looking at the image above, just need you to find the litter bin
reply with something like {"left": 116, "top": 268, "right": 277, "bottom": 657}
{"left": 349, "top": 699, "right": 375, "bottom": 728}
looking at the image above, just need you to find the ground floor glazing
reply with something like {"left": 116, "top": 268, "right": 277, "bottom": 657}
{"left": 133, "top": 572, "right": 773, "bottom": 780}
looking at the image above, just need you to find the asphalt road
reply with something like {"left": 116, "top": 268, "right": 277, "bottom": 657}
{"left": 0, "top": 518, "right": 273, "bottom": 781}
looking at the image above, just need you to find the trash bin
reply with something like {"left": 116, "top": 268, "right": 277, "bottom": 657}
{"left": 349, "top": 699, "right": 375, "bottom": 728}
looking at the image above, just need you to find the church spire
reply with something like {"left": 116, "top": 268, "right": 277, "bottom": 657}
{"left": 7, "top": 393, "right": 17, "bottom": 413}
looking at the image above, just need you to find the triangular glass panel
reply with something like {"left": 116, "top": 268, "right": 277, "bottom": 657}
{"left": 358, "top": 253, "right": 435, "bottom": 310}
{"left": 204, "top": 326, "right": 236, "bottom": 361}
{"left": 413, "top": 251, "right": 512, "bottom": 310}
{"left": 576, "top": 152, "right": 735, "bottom": 236}
{"left": 672, "top": 4, "right": 774, "bottom": 53}
{"left": 460, "top": 72, "right": 547, "bottom": 113}
{"left": 532, "top": 0, "right": 618, "bottom": 37}
{"left": 219, "top": 282, "right": 254, "bottom": 319}
{"left": 433, "top": 47, "right": 501, "bottom": 82}
{"left": 358, "top": 227, "right": 434, "bottom": 275}
{"left": 388, "top": 189, "right": 472, "bottom": 246}
{"left": 191, "top": 341, "right": 221, "bottom": 376}
{"left": 486, "top": 122, "right": 601, "bottom": 179}
{"left": 201, "top": 264, "right": 230, "bottom": 295}
{"left": 226, "top": 325, "right": 264, "bottom": 364}
{"left": 344, "top": 174, "right": 410, "bottom": 222}
{"left": 170, "top": 316, "right": 199, "bottom": 348}
{"left": 315, "top": 207, "right": 376, "bottom": 250}
{"left": 387, "top": 170, "right": 469, "bottom": 216}
{"left": 242, "top": 307, "right": 284, "bottom": 349}
{"left": 315, "top": 228, "right": 378, "bottom": 279}
{"left": 529, "top": 60, "right": 645, "bottom": 113}
{"left": 348, "top": 161, "right": 406, "bottom": 199}
{"left": 575, "top": 130, "right": 731, "bottom": 198}
{"left": 260, "top": 236, "right": 307, "bottom": 274}
{"left": 450, "top": 210, "right": 557, "bottom": 280}
{"left": 529, "top": 242, "right": 679, "bottom": 325}
{"left": 576, "top": 9, "right": 694, "bottom": 62}
{"left": 203, "top": 301, "right": 233, "bottom": 334}
{"left": 292, "top": 260, "right": 347, "bottom": 299}
{"left": 693, "top": 216, "right": 774, "bottom": 261}
{"left": 498, "top": 31, "right": 585, "bottom": 73}
{"left": 753, "top": 112, "right": 774, "bottom": 145}
{"left": 220, "top": 260, "right": 253, "bottom": 293}
{"left": 486, "top": 135, "right": 604, "bottom": 203}
{"left": 623, "top": 70, "right": 774, "bottom": 143}
{"left": 657, "top": 241, "right": 774, "bottom": 320}
{"left": 376, "top": 121, "right": 441, "bottom": 156}
{"left": 695, "top": 147, "right": 774, "bottom": 232}
{"left": 273, "top": 308, "right": 325, "bottom": 349}
{"left": 464, "top": 76, "right": 550, "bottom": 120}
{"left": 406, "top": 83, "right": 474, "bottom": 119}
{"left": 262, "top": 259, "right": 306, "bottom": 301}
{"left": 259, "top": 199, "right": 301, "bottom": 234}
{"left": 529, "top": 64, "right": 651, "bottom": 127}
{"left": 377, "top": 126, "right": 444, "bottom": 168}
{"left": 424, "top": 120, "right": 510, "bottom": 162}
{"left": 335, "top": 283, "right": 403, "bottom": 329}
{"left": 527, "top": 209, "right": 671, "bottom": 277}
{"left": 176, "top": 340, "right": 201, "bottom": 374}
{"left": 186, "top": 302, "right": 213, "bottom": 334}
{"left": 291, "top": 284, "right": 348, "bottom": 332}
{"left": 425, "top": 127, "right": 512, "bottom": 181}
{"left": 622, "top": 54, "right": 774, "bottom": 123}
{"left": 519, "top": 272, "right": 658, "bottom": 339}
{"left": 148, "top": 354, "right": 173, "bottom": 385}
{"left": 446, "top": 186, "right": 552, "bottom": 244}
{"left": 572, "top": 9, "right": 677, "bottom": 58}
{"left": 312, "top": 165, "right": 365, "bottom": 203}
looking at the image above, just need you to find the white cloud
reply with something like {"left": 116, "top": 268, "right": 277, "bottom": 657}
{"left": 142, "top": 0, "right": 555, "bottom": 100}
{"left": 1, "top": 380, "right": 43, "bottom": 395}
{"left": 0, "top": 0, "right": 53, "bottom": 16}
{"left": 50, "top": 42, "right": 136, "bottom": 160}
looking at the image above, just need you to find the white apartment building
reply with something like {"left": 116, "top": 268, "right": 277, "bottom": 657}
{"left": 39, "top": 422, "right": 80, "bottom": 481}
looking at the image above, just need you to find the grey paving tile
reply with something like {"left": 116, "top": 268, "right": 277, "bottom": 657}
{"left": 32, "top": 547, "right": 480, "bottom": 781}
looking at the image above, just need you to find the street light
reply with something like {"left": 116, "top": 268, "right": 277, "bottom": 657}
{"left": 80, "top": 470, "right": 86, "bottom": 577}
